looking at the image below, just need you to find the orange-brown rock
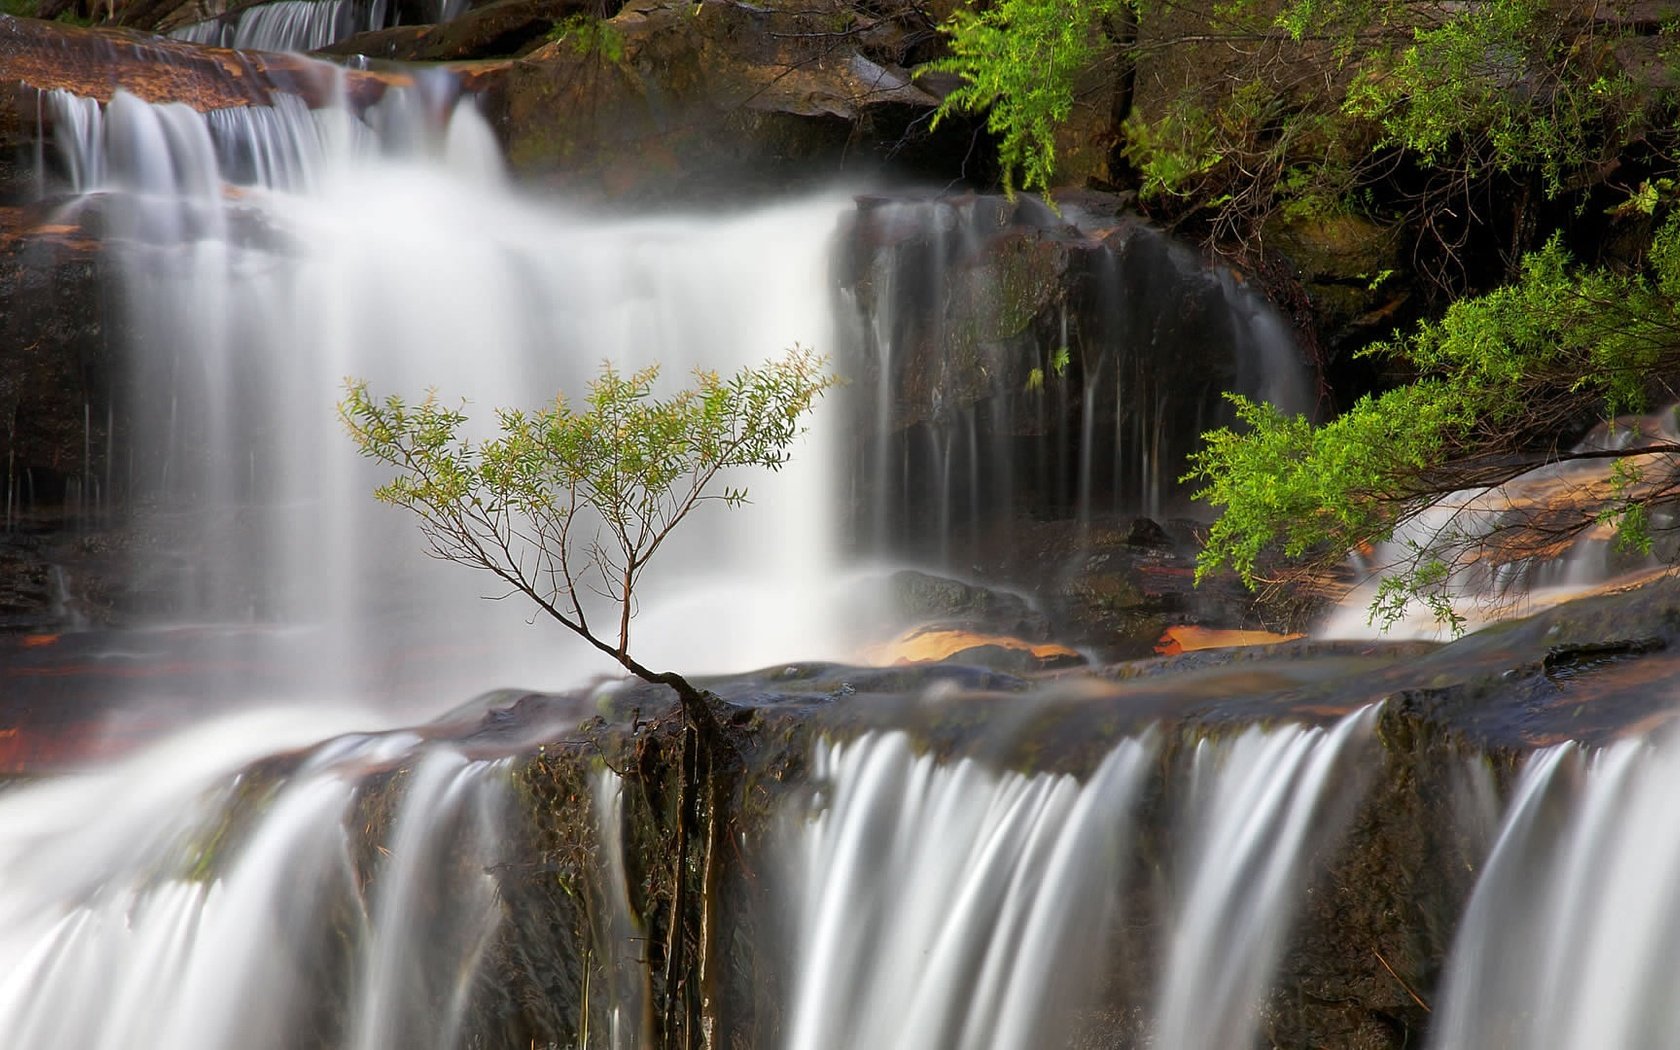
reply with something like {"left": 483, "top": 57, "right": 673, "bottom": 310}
{"left": 861, "top": 626, "right": 1082, "bottom": 668}
{"left": 1153, "top": 624, "right": 1307, "bottom": 655}
{"left": 0, "top": 13, "right": 412, "bottom": 115}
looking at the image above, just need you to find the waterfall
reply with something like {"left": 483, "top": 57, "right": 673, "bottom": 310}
{"left": 1431, "top": 735, "right": 1680, "bottom": 1050}
{"left": 13, "top": 49, "right": 1377, "bottom": 1050}
{"left": 839, "top": 198, "right": 1309, "bottom": 570}
{"left": 40, "top": 72, "right": 848, "bottom": 706}
{"left": 781, "top": 731, "right": 1157, "bottom": 1050}
{"left": 0, "top": 709, "right": 507, "bottom": 1050}
{"left": 1319, "top": 408, "right": 1680, "bottom": 640}
{"left": 780, "top": 706, "right": 1377, "bottom": 1050}
{"left": 171, "top": 0, "right": 360, "bottom": 52}
{"left": 1152, "top": 707, "right": 1378, "bottom": 1047}
{"left": 169, "top": 0, "right": 466, "bottom": 54}
{"left": 587, "top": 769, "right": 654, "bottom": 1050}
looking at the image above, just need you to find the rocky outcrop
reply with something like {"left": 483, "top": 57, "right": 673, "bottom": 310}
{"left": 458, "top": 573, "right": 1680, "bottom": 1049}
{"left": 1261, "top": 208, "right": 1412, "bottom": 359}
{"left": 0, "top": 14, "right": 413, "bottom": 113}
{"left": 319, "top": 0, "right": 590, "bottom": 60}
{"left": 492, "top": 0, "right": 956, "bottom": 195}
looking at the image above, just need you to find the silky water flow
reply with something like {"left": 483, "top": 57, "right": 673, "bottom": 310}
{"left": 5, "top": 65, "right": 1411, "bottom": 1050}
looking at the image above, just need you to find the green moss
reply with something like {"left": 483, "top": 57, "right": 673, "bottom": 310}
{"left": 175, "top": 760, "right": 292, "bottom": 883}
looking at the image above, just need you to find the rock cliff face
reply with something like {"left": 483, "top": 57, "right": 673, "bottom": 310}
{"left": 0, "top": 17, "right": 420, "bottom": 628}
{"left": 0, "top": 205, "right": 110, "bottom": 497}
{"left": 0, "top": 14, "right": 411, "bottom": 114}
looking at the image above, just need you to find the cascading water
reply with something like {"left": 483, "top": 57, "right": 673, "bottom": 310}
{"left": 1152, "top": 708, "right": 1377, "bottom": 1048}
{"left": 781, "top": 731, "right": 1156, "bottom": 1050}
{"left": 1430, "top": 734, "right": 1680, "bottom": 1050}
{"left": 585, "top": 768, "right": 654, "bottom": 1050}
{"left": 1320, "top": 408, "right": 1680, "bottom": 640}
{"left": 10, "top": 42, "right": 1385, "bottom": 1050}
{"left": 0, "top": 708, "right": 507, "bottom": 1049}
{"left": 780, "top": 706, "right": 1377, "bottom": 1050}
{"left": 837, "top": 198, "right": 1310, "bottom": 569}
{"left": 40, "top": 72, "right": 849, "bottom": 708}
{"left": 11, "top": 70, "right": 874, "bottom": 1043}
{"left": 169, "top": 0, "right": 466, "bottom": 54}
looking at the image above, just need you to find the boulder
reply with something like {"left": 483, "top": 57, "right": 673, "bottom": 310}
{"left": 1262, "top": 207, "right": 1414, "bottom": 358}
{"left": 884, "top": 568, "right": 1049, "bottom": 638}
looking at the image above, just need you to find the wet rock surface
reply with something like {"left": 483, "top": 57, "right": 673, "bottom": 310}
{"left": 464, "top": 575, "right": 1680, "bottom": 1050}
{"left": 832, "top": 194, "right": 1313, "bottom": 579}
{"left": 493, "top": 0, "right": 958, "bottom": 196}
{"left": 319, "top": 0, "right": 587, "bottom": 60}
{"left": 0, "top": 205, "right": 116, "bottom": 537}
{"left": 0, "top": 14, "right": 416, "bottom": 115}
{"left": 4, "top": 559, "right": 1680, "bottom": 1044}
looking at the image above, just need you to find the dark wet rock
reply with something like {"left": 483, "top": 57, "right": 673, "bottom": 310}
{"left": 0, "top": 205, "right": 116, "bottom": 535}
{"left": 940, "top": 641, "right": 1086, "bottom": 673}
{"left": 493, "top": 0, "right": 952, "bottom": 196}
{"left": 946, "top": 511, "right": 1270, "bottom": 663}
{"left": 834, "top": 196, "right": 1095, "bottom": 434}
{"left": 7, "top": 570, "right": 1680, "bottom": 1042}
{"left": 833, "top": 196, "right": 1312, "bottom": 578}
{"left": 314, "top": 23, "right": 431, "bottom": 58}
{"left": 459, "top": 573, "right": 1680, "bottom": 1050}
{"left": 1261, "top": 208, "right": 1414, "bottom": 354}
{"left": 1123, "top": 515, "right": 1171, "bottom": 548}
{"left": 885, "top": 568, "right": 1048, "bottom": 637}
{"left": 318, "top": 0, "right": 591, "bottom": 60}
{"left": 837, "top": 199, "right": 1290, "bottom": 439}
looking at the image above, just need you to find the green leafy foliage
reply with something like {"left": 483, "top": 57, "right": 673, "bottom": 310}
{"left": 1343, "top": 0, "right": 1635, "bottom": 195}
{"left": 929, "top": 0, "right": 1126, "bottom": 196}
{"left": 1120, "top": 98, "right": 1223, "bottom": 201}
{"left": 1186, "top": 217, "right": 1680, "bottom": 619}
{"left": 549, "top": 12, "right": 625, "bottom": 62}
{"left": 933, "top": 0, "right": 1667, "bottom": 247}
{"left": 1368, "top": 555, "right": 1465, "bottom": 634}
{"left": 345, "top": 353, "right": 839, "bottom": 1048}
{"left": 340, "top": 347, "right": 835, "bottom": 666}
{"left": 1185, "top": 382, "right": 1467, "bottom": 587}
{"left": 1026, "top": 344, "right": 1073, "bottom": 390}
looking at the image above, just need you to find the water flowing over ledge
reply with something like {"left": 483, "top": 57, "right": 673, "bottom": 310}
{"left": 12, "top": 32, "right": 1680, "bottom": 1050}
{"left": 779, "top": 709, "right": 1377, "bottom": 1050}
{"left": 1432, "top": 734, "right": 1680, "bottom": 1050}
{"left": 0, "top": 711, "right": 508, "bottom": 1050}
